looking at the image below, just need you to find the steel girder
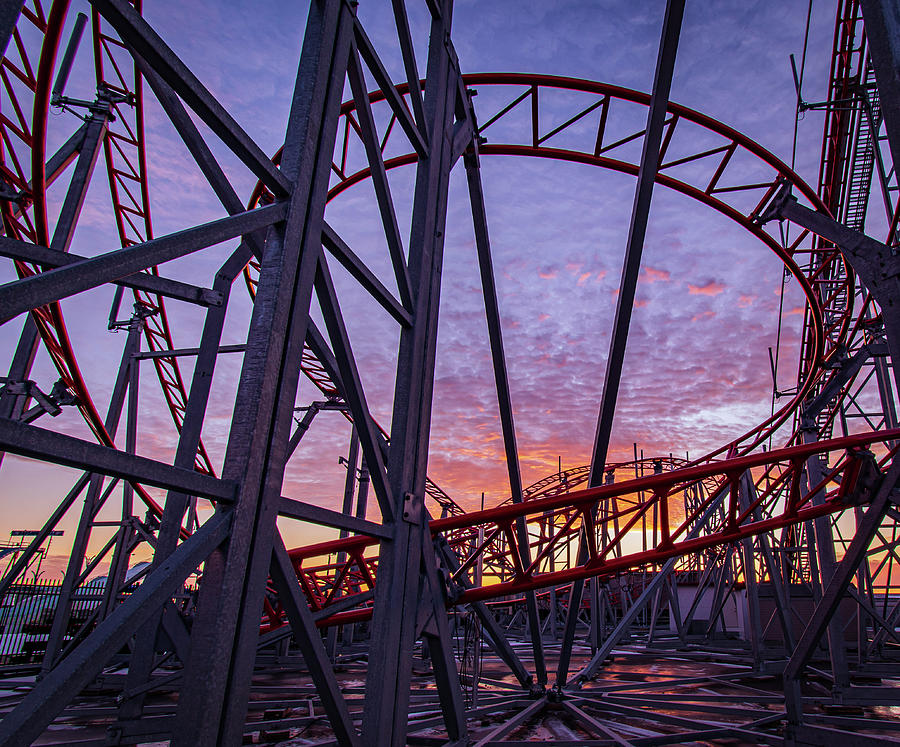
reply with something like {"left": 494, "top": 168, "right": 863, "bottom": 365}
{"left": 2, "top": 1, "right": 900, "bottom": 745}
{"left": 0, "top": 0, "right": 472, "bottom": 744}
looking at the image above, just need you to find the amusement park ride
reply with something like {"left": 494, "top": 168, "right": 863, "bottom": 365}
{"left": 2, "top": 0, "right": 900, "bottom": 744}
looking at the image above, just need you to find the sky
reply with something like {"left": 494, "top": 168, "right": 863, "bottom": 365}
{"left": 0, "top": 1, "right": 850, "bottom": 567}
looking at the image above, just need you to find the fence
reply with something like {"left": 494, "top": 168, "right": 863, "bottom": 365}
{"left": 0, "top": 579, "right": 101, "bottom": 665}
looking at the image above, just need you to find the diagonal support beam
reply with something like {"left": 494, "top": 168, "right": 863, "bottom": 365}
{"left": 571, "top": 482, "right": 726, "bottom": 686}
{"left": 0, "top": 203, "right": 286, "bottom": 324}
{"left": 0, "top": 236, "right": 223, "bottom": 306}
{"left": 435, "top": 535, "right": 533, "bottom": 688}
{"left": 558, "top": 0, "right": 684, "bottom": 687}
{"left": 465, "top": 129, "right": 546, "bottom": 685}
{"left": 172, "top": 3, "right": 356, "bottom": 743}
{"left": 353, "top": 17, "right": 428, "bottom": 158}
{"left": 362, "top": 6, "right": 462, "bottom": 742}
{"left": 0, "top": 418, "right": 235, "bottom": 500}
{"left": 314, "top": 254, "right": 395, "bottom": 522}
{"left": 390, "top": 0, "right": 427, "bottom": 135}
{"left": 347, "top": 40, "right": 414, "bottom": 310}
{"left": 278, "top": 495, "right": 391, "bottom": 539}
{"left": 0, "top": 512, "right": 231, "bottom": 747}
{"left": 860, "top": 0, "right": 900, "bottom": 176}
{"left": 135, "top": 58, "right": 269, "bottom": 259}
{"left": 322, "top": 222, "right": 412, "bottom": 327}
{"left": 270, "top": 539, "right": 360, "bottom": 746}
{"left": 784, "top": 457, "right": 900, "bottom": 725}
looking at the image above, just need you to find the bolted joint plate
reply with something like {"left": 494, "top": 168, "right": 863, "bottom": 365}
{"left": 402, "top": 491, "right": 423, "bottom": 524}
{"left": 846, "top": 449, "right": 884, "bottom": 507}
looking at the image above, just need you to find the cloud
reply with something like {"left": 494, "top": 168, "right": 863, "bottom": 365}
{"left": 643, "top": 266, "right": 671, "bottom": 283}
{"left": 688, "top": 280, "right": 726, "bottom": 296}
{"left": 0, "top": 0, "right": 834, "bottom": 537}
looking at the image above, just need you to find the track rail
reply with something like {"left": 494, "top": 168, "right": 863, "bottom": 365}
{"left": 90, "top": 1, "right": 214, "bottom": 475}
{"left": 309, "top": 73, "right": 843, "bottom": 463}
{"left": 282, "top": 428, "right": 896, "bottom": 627}
{"left": 240, "top": 74, "right": 863, "bottom": 620}
{"left": 241, "top": 74, "right": 848, "bottom": 526}
{"left": 0, "top": 0, "right": 168, "bottom": 516}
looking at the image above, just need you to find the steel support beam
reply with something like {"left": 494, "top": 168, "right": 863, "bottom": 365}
{"left": 784, "top": 458, "right": 900, "bottom": 726}
{"left": 118, "top": 243, "right": 253, "bottom": 720}
{"left": 40, "top": 310, "right": 143, "bottom": 673}
{"left": 49, "top": 109, "right": 108, "bottom": 255}
{"left": 0, "top": 0, "right": 24, "bottom": 58}
{"left": 861, "top": 0, "right": 900, "bottom": 177}
{"left": 0, "top": 117, "right": 95, "bottom": 463}
{"left": 465, "top": 114, "right": 546, "bottom": 686}
{"left": 322, "top": 222, "right": 412, "bottom": 327}
{"left": 99, "top": 324, "right": 141, "bottom": 621}
{"left": 0, "top": 236, "right": 224, "bottom": 306}
{"left": 171, "top": 1, "right": 355, "bottom": 743}
{"left": 800, "top": 420, "right": 851, "bottom": 689}
{"left": 557, "top": 0, "right": 684, "bottom": 687}
{"left": 0, "top": 512, "right": 232, "bottom": 747}
{"left": 571, "top": 482, "right": 726, "bottom": 685}
{"left": 0, "top": 202, "right": 285, "bottom": 324}
{"left": 435, "top": 536, "right": 533, "bottom": 688}
{"left": 270, "top": 539, "right": 359, "bottom": 746}
{"left": 0, "top": 418, "right": 233, "bottom": 499}
{"left": 353, "top": 16, "right": 428, "bottom": 159}
{"left": 279, "top": 495, "right": 390, "bottom": 539}
{"left": 362, "top": 2, "right": 465, "bottom": 742}
{"left": 135, "top": 59, "right": 268, "bottom": 259}
{"left": 314, "top": 255, "right": 394, "bottom": 521}
{"left": 760, "top": 193, "right": 900, "bottom": 395}
{"left": 346, "top": 40, "right": 413, "bottom": 310}
{"left": 89, "top": 0, "right": 290, "bottom": 196}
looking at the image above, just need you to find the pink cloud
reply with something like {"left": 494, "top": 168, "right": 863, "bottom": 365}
{"left": 738, "top": 294, "right": 756, "bottom": 307}
{"left": 643, "top": 266, "right": 670, "bottom": 283}
{"left": 691, "top": 310, "right": 716, "bottom": 322}
{"left": 688, "top": 280, "right": 725, "bottom": 296}
{"left": 539, "top": 270, "right": 558, "bottom": 279}
{"left": 577, "top": 272, "right": 592, "bottom": 286}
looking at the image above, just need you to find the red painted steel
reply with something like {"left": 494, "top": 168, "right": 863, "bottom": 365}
{"left": 231, "top": 74, "right": 871, "bottom": 630}
{"left": 4, "top": 15, "right": 885, "bottom": 653}
{"left": 0, "top": 1, "right": 178, "bottom": 519}
{"left": 316, "top": 74, "right": 842, "bottom": 464}
{"left": 90, "top": 2, "right": 215, "bottom": 476}
{"left": 241, "top": 74, "right": 847, "bottom": 530}
{"left": 272, "top": 429, "right": 896, "bottom": 630}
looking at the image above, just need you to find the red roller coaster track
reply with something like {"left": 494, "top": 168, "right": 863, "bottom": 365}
{"left": 4, "top": 3, "right": 900, "bottom": 744}
{"left": 1, "top": 15, "right": 866, "bottom": 604}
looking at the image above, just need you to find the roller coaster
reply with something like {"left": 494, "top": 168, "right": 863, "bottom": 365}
{"left": 2, "top": 0, "right": 900, "bottom": 745}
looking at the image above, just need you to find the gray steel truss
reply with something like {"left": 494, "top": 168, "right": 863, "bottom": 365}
{"left": 3, "top": 1, "right": 900, "bottom": 745}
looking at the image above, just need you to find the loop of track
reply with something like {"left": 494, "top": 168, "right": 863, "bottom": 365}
{"left": 1, "top": 14, "right": 877, "bottom": 619}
